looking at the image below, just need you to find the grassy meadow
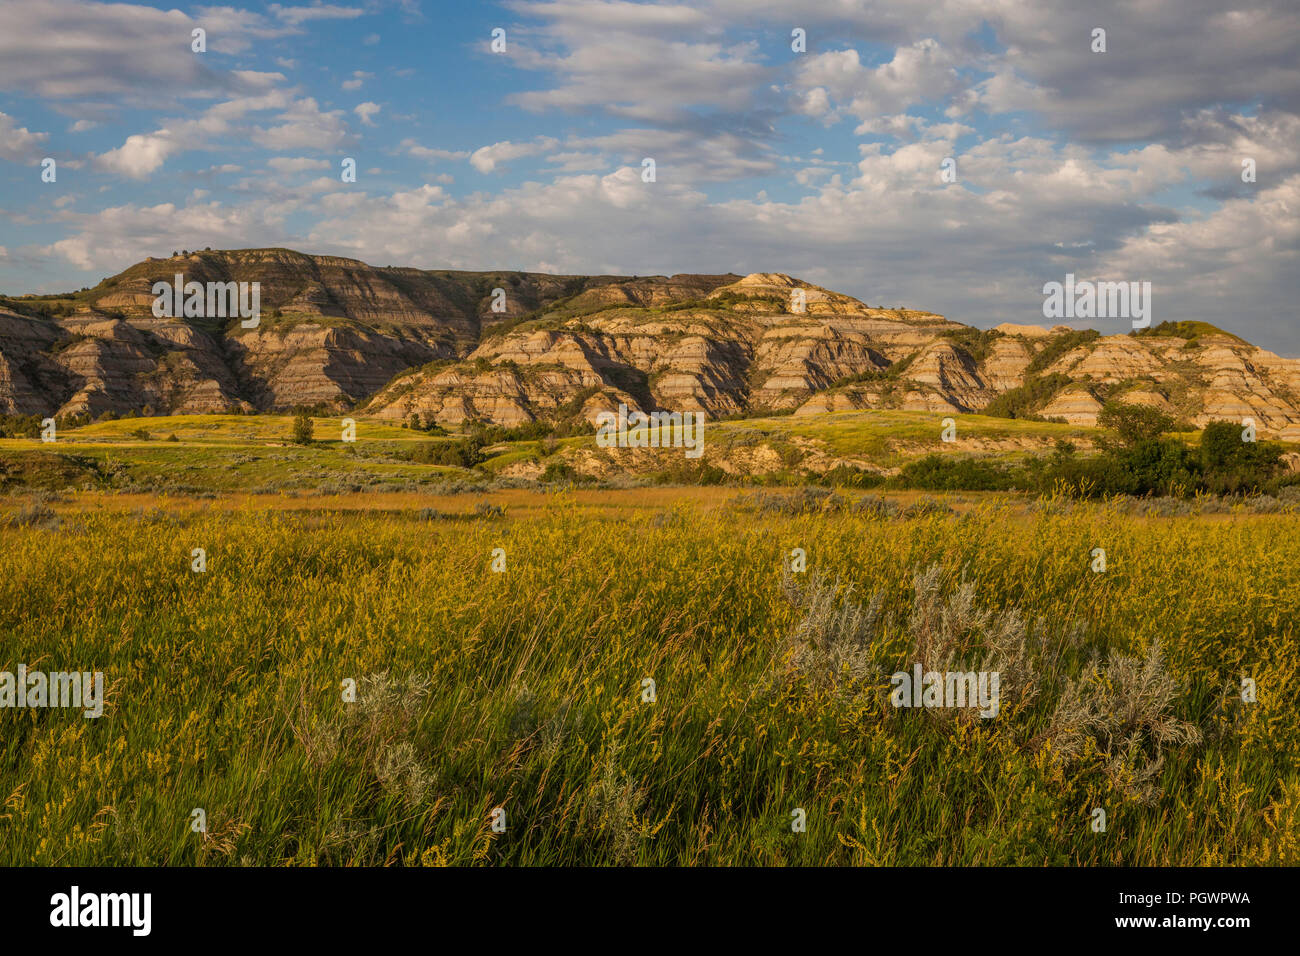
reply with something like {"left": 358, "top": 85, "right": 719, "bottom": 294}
{"left": 1, "top": 480, "right": 1297, "bottom": 865}
{"left": 0, "top": 409, "right": 1115, "bottom": 494}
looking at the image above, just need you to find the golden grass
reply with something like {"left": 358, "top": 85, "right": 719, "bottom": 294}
{"left": 0, "top": 490, "right": 1296, "bottom": 865}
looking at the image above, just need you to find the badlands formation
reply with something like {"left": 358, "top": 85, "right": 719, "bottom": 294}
{"left": 2, "top": 247, "right": 1298, "bottom": 439}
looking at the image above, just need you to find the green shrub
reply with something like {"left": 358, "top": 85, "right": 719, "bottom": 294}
{"left": 894, "top": 454, "right": 1018, "bottom": 492}
{"left": 820, "top": 464, "right": 885, "bottom": 489}
{"left": 291, "top": 411, "right": 314, "bottom": 445}
{"left": 409, "top": 438, "right": 485, "bottom": 468}
{"left": 984, "top": 373, "right": 1072, "bottom": 420}
{"left": 1199, "top": 419, "right": 1284, "bottom": 494}
{"left": 540, "top": 460, "right": 580, "bottom": 483}
{"left": 1026, "top": 329, "right": 1099, "bottom": 375}
{"left": 1097, "top": 401, "right": 1174, "bottom": 447}
{"left": 652, "top": 459, "right": 729, "bottom": 486}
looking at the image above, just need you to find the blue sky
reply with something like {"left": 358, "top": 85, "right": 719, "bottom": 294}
{"left": 1, "top": 0, "right": 1298, "bottom": 352}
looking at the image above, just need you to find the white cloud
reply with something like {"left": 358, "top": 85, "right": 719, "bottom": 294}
{"left": 544, "top": 151, "right": 609, "bottom": 172}
{"left": 269, "top": 4, "right": 366, "bottom": 27}
{"left": 469, "top": 137, "right": 558, "bottom": 173}
{"left": 95, "top": 130, "right": 179, "bottom": 178}
{"left": 566, "top": 128, "right": 776, "bottom": 181}
{"left": 0, "top": 1, "right": 291, "bottom": 102}
{"left": 793, "top": 40, "right": 964, "bottom": 125}
{"left": 0, "top": 111, "right": 50, "bottom": 162}
{"left": 507, "top": 1, "right": 771, "bottom": 128}
{"left": 401, "top": 140, "right": 470, "bottom": 162}
{"left": 354, "top": 102, "right": 381, "bottom": 126}
{"left": 1096, "top": 175, "right": 1300, "bottom": 333}
{"left": 251, "top": 97, "right": 350, "bottom": 151}
{"left": 341, "top": 70, "right": 373, "bottom": 91}
{"left": 43, "top": 198, "right": 296, "bottom": 270}
{"left": 230, "top": 71, "right": 287, "bottom": 89}
{"left": 91, "top": 91, "right": 349, "bottom": 178}
{"left": 266, "top": 156, "right": 331, "bottom": 173}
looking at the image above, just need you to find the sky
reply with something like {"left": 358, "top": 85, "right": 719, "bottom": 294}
{"left": 1, "top": 0, "right": 1297, "bottom": 352}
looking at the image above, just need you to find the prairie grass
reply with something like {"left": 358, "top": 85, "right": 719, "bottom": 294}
{"left": 0, "top": 491, "right": 1296, "bottom": 865}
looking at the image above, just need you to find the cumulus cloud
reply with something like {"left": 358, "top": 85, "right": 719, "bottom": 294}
{"left": 0, "top": 112, "right": 50, "bottom": 162}
{"left": 400, "top": 140, "right": 470, "bottom": 162}
{"left": 92, "top": 91, "right": 350, "bottom": 178}
{"left": 269, "top": 4, "right": 366, "bottom": 27}
{"left": 716, "top": 0, "right": 1300, "bottom": 148}
{"left": 793, "top": 40, "right": 965, "bottom": 124}
{"left": 251, "top": 97, "right": 350, "bottom": 151}
{"left": 469, "top": 137, "right": 559, "bottom": 173}
{"left": 565, "top": 128, "right": 777, "bottom": 181}
{"left": 0, "top": 0, "right": 291, "bottom": 103}
{"left": 266, "top": 156, "right": 331, "bottom": 173}
{"left": 1095, "top": 175, "right": 1300, "bottom": 338}
{"left": 354, "top": 102, "right": 381, "bottom": 126}
{"left": 504, "top": 0, "right": 779, "bottom": 177}
{"left": 341, "top": 70, "right": 372, "bottom": 91}
{"left": 543, "top": 150, "right": 609, "bottom": 172}
{"left": 42, "top": 198, "right": 296, "bottom": 270}
{"left": 95, "top": 130, "right": 180, "bottom": 178}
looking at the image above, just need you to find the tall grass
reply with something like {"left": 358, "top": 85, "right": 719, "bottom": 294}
{"left": 0, "top": 494, "right": 1296, "bottom": 865}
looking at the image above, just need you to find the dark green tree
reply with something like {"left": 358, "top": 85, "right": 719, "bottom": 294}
{"left": 1097, "top": 401, "right": 1174, "bottom": 447}
{"left": 1200, "top": 419, "right": 1284, "bottom": 493}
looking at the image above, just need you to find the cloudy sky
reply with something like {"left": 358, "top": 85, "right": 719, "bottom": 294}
{"left": 1, "top": 0, "right": 1297, "bottom": 351}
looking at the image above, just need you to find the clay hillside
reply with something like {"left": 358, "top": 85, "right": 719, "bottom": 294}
{"left": 3, "top": 247, "right": 1299, "bottom": 438}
